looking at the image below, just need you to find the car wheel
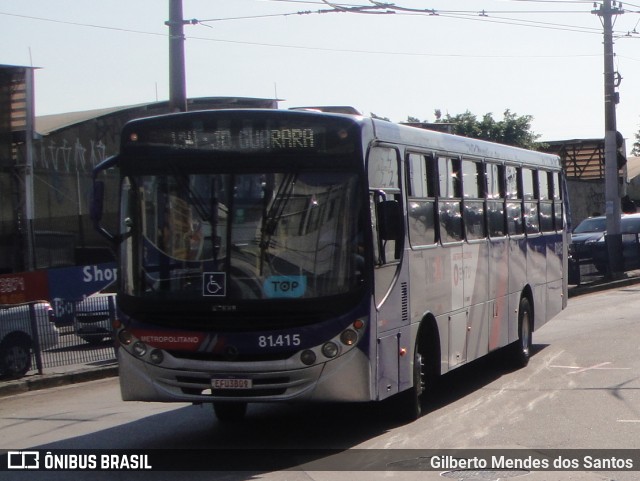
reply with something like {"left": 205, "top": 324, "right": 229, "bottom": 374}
{"left": 0, "top": 335, "right": 32, "bottom": 379}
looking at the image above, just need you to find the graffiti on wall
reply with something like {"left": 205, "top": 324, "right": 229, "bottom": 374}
{"left": 567, "top": 180, "right": 606, "bottom": 226}
{"left": 34, "top": 138, "right": 110, "bottom": 173}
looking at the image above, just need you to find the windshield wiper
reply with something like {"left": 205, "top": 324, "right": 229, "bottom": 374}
{"left": 169, "top": 164, "right": 211, "bottom": 223}
{"left": 259, "top": 173, "right": 297, "bottom": 274}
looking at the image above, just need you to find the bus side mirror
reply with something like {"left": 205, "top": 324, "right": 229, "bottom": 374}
{"left": 377, "top": 200, "right": 402, "bottom": 241}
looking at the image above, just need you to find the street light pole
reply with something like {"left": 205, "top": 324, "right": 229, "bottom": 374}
{"left": 593, "top": 0, "right": 624, "bottom": 278}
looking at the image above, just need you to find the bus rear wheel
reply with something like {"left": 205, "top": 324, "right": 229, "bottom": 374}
{"left": 213, "top": 402, "right": 247, "bottom": 422}
{"left": 511, "top": 297, "right": 532, "bottom": 368}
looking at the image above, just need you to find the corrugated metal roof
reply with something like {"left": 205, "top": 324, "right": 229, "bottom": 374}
{"left": 35, "top": 104, "right": 148, "bottom": 135}
{"left": 627, "top": 156, "right": 640, "bottom": 180}
{"left": 34, "top": 97, "right": 279, "bottom": 136}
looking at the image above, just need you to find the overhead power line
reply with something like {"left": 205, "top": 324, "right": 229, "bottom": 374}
{"left": 195, "top": 1, "right": 640, "bottom": 39}
{"left": 3, "top": 4, "right": 639, "bottom": 35}
{"left": 3, "top": 2, "right": 640, "bottom": 54}
{"left": 197, "top": 12, "right": 316, "bottom": 23}
{"left": 0, "top": 11, "right": 166, "bottom": 37}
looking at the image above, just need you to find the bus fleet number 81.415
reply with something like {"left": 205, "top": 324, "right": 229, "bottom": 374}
{"left": 258, "top": 334, "right": 302, "bottom": 348}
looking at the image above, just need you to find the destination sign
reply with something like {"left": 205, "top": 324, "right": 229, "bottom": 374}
{"left": 208, "top": 127, "right": 316, "bottom": 151}
{"left": 123, "top": 111, "right": 361, "bottom": 157}
{"left": 136, "top": 126, "right": 322, "bottom": 152}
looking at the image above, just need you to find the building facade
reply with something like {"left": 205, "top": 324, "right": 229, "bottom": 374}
{"left": 2, "top": 81, "right": 277, "bottom": 274}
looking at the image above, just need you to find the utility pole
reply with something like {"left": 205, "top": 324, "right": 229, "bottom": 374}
{"left": 23, "top": 67, "right": 36, "bottom": 271}
{"left": 593, "top": 0, "right": 624, "bottom": 278}
{"left": 167, "top": 0, "right": 188, "bottom": 113}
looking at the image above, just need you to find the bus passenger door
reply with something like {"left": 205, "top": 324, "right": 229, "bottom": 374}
{"left": 486, "top": 163, "right": 510, "bottom": 351}
{"left": 368, "top": 145, "right": 409, "bottom": 400}
{"left": 461, "top": 159, "right": 490, "bottom": 362}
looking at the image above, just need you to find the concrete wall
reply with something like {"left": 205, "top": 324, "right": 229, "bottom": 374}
{"left": 627, "top": 176, "right": 640, "bottom": 203}
{"left": 566, "top": 179, "right": 605, "bottom": 229}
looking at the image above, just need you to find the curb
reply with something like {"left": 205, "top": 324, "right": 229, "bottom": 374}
{"left": 0, "top": 364, "right": 118, "bottom": 398}
{"left": 568, "top": 272, "right": 640, "bottom": 298}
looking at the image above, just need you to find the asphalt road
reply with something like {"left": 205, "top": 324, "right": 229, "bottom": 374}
{"left": 2, "top": 285, "right": 640, "bottom": 481}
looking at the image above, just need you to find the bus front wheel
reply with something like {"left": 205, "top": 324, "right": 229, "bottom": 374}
{"left": 397, "top": 341, "right": 426, "bottom": 422}
{"left": 213, "top": 402, "right": 247, "bottom": 422}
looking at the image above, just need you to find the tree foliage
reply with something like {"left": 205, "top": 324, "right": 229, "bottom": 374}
{"left": 631, "top": 129, "right": 640, "bottom": 156}
{"left": 370, "top": 112, "right": 391, "bottom": 122}
{"left": 411, "top": 109, "right": 542, "bottom": 150}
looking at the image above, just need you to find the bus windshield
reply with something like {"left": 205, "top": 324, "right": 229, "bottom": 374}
{"left": 121, "top": 170, "right": 364, "bottom": 302}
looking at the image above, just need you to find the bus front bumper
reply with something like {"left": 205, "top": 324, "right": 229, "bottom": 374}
{"left": 118, "top": 347, "right": 373, "bottom": 404}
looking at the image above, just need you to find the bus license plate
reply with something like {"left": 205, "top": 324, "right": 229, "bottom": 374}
{"left": 211, "top": 378, "right": 252, "bottom": 390}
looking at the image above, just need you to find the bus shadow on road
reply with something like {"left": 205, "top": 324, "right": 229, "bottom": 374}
{"left": 422, "top": 343, "right": 550, "bottom": 412}
{"left": 22, "top": 344, "right": 549, "bottom": 480}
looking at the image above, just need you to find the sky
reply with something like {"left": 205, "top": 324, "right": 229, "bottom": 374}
{"left": 2, "top": 0, "right": 640, "bottom": 146}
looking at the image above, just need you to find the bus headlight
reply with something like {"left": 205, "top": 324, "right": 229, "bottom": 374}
{"left": 300, "top": 350, "right": 316, "bottom": 365}
{"left": 133, "top": 341, "right": 147, "bottom": 357}
{"left": 118, "top": 329, "right": 133, "bottom": 346}
{"left": 295, "top": 317, "right": 367, "bottom": 366}
{"left": 150, "top": 349, "right": 164, "bottom": 364}
{"left": 322, "top": 342, "right": 339, "bottom": 359}
{"left": 340, "top": 329, "right": 358, "bottom": 346}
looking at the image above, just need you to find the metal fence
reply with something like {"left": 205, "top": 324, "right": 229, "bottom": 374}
{"left": 569, "top": 232, "right": 640, "bottom": 285}
{"left": 0, "top": 213, "right": 116, "bottom": 275}
{"left": 0, "top": 300, "right": 116, "bottom": 381}
{"left": 568, "top": 250, "right": 602, "bottom": 285}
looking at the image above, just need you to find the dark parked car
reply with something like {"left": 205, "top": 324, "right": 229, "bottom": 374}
{"left": 588, "top": 213, "right": 640, "bottom": 274}
{"left": 568, "top": 216, "right": 607, "bottom": 283}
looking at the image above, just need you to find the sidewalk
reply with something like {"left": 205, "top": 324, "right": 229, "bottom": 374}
{"left": 2, "top": 270, "right": 640, "bottom": 399}
{"left": 0, "top": 359, "right": 118, "bottom": 398}
{"left": 568, "top": 268, "right": 640, "bottom": 297}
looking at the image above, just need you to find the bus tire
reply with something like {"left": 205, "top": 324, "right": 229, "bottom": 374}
{"left": 213, "top": 402, "right": 247, "bottom": 422}
{"left": 397, "top": 341, "right": 426, "bottom": 422}
{"left": 511, "top": 297, "right": 532, "bottom": 368}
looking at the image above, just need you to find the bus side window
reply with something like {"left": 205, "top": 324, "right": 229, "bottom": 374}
{"left": 437, "top": 156, "right": 462, "bottom": 243}
{"left": 368, "top": 146, "right": 402, "bottom": 265}
{"left": 552, "top": 172, "right": 564, "bottom": 231}
{"left": 539, "top": 171, "right": 554, "bottom": 232}
{"left": 407, "top": 153, "right": 436, "bottom": 247}
{"left": 461, "top": 159, "right": 485, "bottom": 241}
{"left": 505, "top": 165, "right": 524, "bottom": 236}
{"left": 486, "top": 163, "right": 505, "bottom": 237}
{"left": 523, "top": 168, "right": 539, "bottom": 234}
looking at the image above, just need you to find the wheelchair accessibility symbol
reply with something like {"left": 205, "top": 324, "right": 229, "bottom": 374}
{"left": 203, "top": 272, "right": 226, "bottom": 297}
